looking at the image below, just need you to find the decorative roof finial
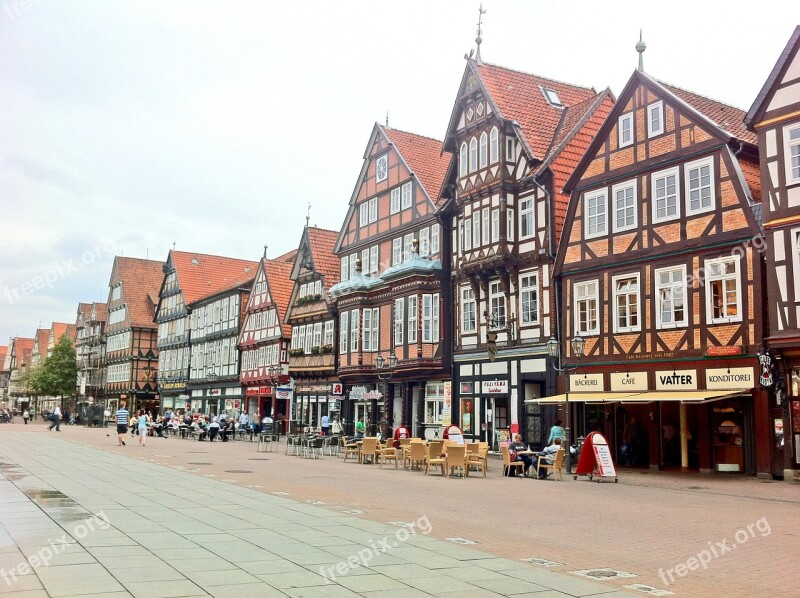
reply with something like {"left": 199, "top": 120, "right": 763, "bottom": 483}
{"left": 475, "top": 3, "right": 486, "bottom": 65}
{"left": 385, "top": 111, "right": 389, "bottom": 127}
{"left": 636, "top": 29, "right": 646, "bottom": 72}
{"left": 306, "top": 202, "right": 311, "bottom": 227}
{"left": 263, "top": 244, "right": 268, "bottom": 259}
{"left": 172, "top": 241, "right": 176, "bottom": 251}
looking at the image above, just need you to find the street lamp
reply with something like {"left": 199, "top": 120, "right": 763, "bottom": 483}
{"left": 546, "top": 335, "right": 586, "bottom": 474}
{"left": 375, "top": 349, "right": 397, "bottom": 438}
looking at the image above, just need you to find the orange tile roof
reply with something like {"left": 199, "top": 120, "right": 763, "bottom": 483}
{"left": 0, "top": 347, "right": 6, "bottom": 367}
{"left": 51, "top": 322, "right": 72, "bottom": 342}
{"left": 660, "top": 82, "right": 757, "bottom": 146}
{"left": 273, "top": 249, "right": 298, "bottom": 263}
{"left": 14, "top": 338, "right": 34, "bottom": 365}
{"left": 383, "top": 127, "right": 449, "bottom": 204}
{"left": 171, "top": 251, "right": 259, "bottom": 305}
{"left": 738, "top": 156, "right": 762, "bottom": 204}
{"left": 33, "top": 329, "right": 50, "bottom": 358}
{"left": 307, "top": 227, "right": 340, "bottom": 287}
{"left": 112, "top": 257, "right": 164, "bottom": 329}
{"left": 77, "top": 302, "right": 92, "bottom": 322}
{"left": 264, "top": 258, "right": 295, "bottom": 337}
{"left": 92, "top": 302, "right": 107, "bottom": 322}
{"left": 476, "top": 62, "right": 597, "bottom": 159}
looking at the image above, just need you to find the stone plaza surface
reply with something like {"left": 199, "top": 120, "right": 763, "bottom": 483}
{"left": 0, "top": 425, "right": 795, "bottom": 597}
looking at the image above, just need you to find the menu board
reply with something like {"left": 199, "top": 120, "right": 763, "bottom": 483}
{"left": 593, "top": 443, "right": 617, "bottom": 478}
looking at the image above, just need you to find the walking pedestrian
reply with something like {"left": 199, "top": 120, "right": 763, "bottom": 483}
{"left": 320, "top": 413, "right": 330, "bottom": 436}
{"left": 137, "top": 410, "right": 148, "bottom": 446}
{"left": 22, "top": 409, "right": 29, "bottom": 425}
{"left": 48, "top": 405, "right": 62, "bottom": 431}
{"left": 115, "top": 402, "right": 129, "bottom": 446}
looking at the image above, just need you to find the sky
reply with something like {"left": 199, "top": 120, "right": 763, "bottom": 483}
{"left": 1, "top": 0, "right": 797, "bottom": 344}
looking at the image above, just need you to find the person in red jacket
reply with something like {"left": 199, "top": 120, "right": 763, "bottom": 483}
{"left": 393, "top": 423, "right": 410, "bottom": 447}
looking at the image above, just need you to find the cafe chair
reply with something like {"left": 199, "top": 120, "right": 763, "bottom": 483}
{"left": 379, "top": 444, "right": 400, "bottom": 469}
{"left": 404, "top": 440, "right": 427, "bottom": 471}
{"left": 425, "top": 443, "right": 446, "bottom": 476}
{"left": 360, "top": 437, "right": 379, "bottom": 464}
{"left": 342, "top": 437, "right": 360, "bottom": 462}
{"left": 501, "top": 444, "right": 525, "bottom": 478}
{"left": 466, "top": 444, "right": 488, "bottom": 478}
{"left": 535, "top": 448, "right": 566, "bottom": 481}
{"left": 445, "top": 445, "right": 467, "bottom": 479}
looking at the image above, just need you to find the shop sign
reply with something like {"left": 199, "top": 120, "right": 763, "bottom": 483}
{"left": 758, "top": 353, "right": 774, "bottom": 388}
{"left": 349, "top": 385, "right": 383, "bottom": 400}
{"left": 442, "top": 381, "right": 452, "bottom": 426}
{"left": 245, "top": 388, "right": 260, "bottom": 397}
{"left": 655, "top": 369, "right": 697, "bottom": 390}
{"left": 610, "top": 372, "right": 647, "bottom": 392}
{"left": 706, "top": 367, "right": 755, "bottom": 391}
{"left": 275, "top": 387, "right": 292, "bottom": 400}
{"left": 331, "top": 383, "right": 343, "bottom": 395}
{"left": 481, "top": 380, "right": 508, "bottom": 394}
{"left": 706, "top": 345, "right": 743, "bottom": 357}
{"left": 569, "top": 373, "right": 603, "bottom": 392}
{"left": 209, "top": 388, "right": 221, "bottom": 396}
{"left": 159, "top": 382, "right": 186, "bottom": 391}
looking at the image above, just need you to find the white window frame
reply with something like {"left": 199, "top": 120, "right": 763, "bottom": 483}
{"left": 481, "top": 207, "right": 490, "bottom": 245}
{"left": 419, "top": 228, "right": 430, "bottom": 257}
{"left": 506, "top": 137, "right": 515, "bottom": 163}
{"left": 349, "top": 254, "right": 357, "bottom": 279}
{"left": 584, "top": 189, "right": 608, "bottom": 239}
{"left": 472, "top": 211, "right": 481, "bottom": 247}
{"left": 461, "top": 287, "right": 476, "bottom": 333}
{"left": 705, "top": 256, "right": 742, "bottom": 324}
{"left": 403, "top": 233, "right": 414, "bottom": 261}
{"left": 363, "top": 307, "right": 379, "bottom": 351}
{"left": 469, "top": 137, "right": 478, "bottom": 172}
{"left": 370, "top": 245, "right": 379, "bottom": 275}
{"left": 340, "top": 256, "right": 349, "bottom": 282}
{"left": 652, "top": 166, "right": 680, "bottom": 223}
{"left": 407, "top": 295, "right": 418, "bottom": 343}
{"left": 612, "top": 273, "right": 641, "bottom": 333}
{"left": 390, "top": 187, "right": 400, "bottom": 214}
{"left": 431, "top": 224, "right": 440, "bottom": 254}
{"left": 491, "top": 209, "right": 499, "bottom": 242}
{"left": 376, "top": 154, "right": 388, "bottom": 182}
{"left": 460, "top": 143, "right": 468, "bottom": 177}
{"left": 350, "top": 309, "right": 359, "bottom": 353}
{"left": 339, "top": 311, "right": 349, "bottom": 353}
{"left": 479, "top": 132, "right": 488, "bottom": 168}
{"left": 463, "top": 217, "right": 472, "bottom": 251}
{"left": 394, "top": 298, "right": 404, "bottom": 345}
{"left": 574, "top": 280, "right": 599, "bottom": 336}
{"left": 489, "top": 281, "right": 506, "bottom": 329}
{"left": 392, "top": 238, "right": 402, "bottom": 266}
{"left": 785, "top": 124, "right": 800, "bottom": 185}
{"left": 647, "top": 101, "right": 664, "bottom": 137}
{"left": 685, "top": 156, "right": 715, "bottom": 215}
{"left": 618, "top": 112, "right": 634, "bottom": 148}
{"left": 507, "top": 208, "right": 514, "bottom": 242}
{"left": 323, "top": 320, "right": 334, "bottom": 347}
{"left": 490, "top": 127, "right": 499, "bottom": 164}
{"left": 368, "top": 197, "right": 378, "bottom": 223}
{"left": 422, "top": 294, "right": 433, "bottom": 342}
{"left": 401, "top": 181, "right": 412, "bottom": 209}
{"left": 520, "top": 273, "right": 539, "bottom": 325}
{"left": 655, "top": 265, "right": 688, "bottom": 329}
{"left": 612, "top": 180, "right": 637, "bottom": 232}
{"left": 313, "top": 322, "right": 323, "bottom": 348}
{"left": 359, "top": 203, "right": 369, "bottom": 226}
{"left": 520, "top": 198, "right": 535, "bottom": 239}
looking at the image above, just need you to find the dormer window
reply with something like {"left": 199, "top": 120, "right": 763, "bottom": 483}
{"left": 542, "top": 87, "right": 562, "bottom": 107}
{"left": 619, "top": 113, "right": 634, "bottom": 148}
{"left": 506, "top": 137, "right": 516, "bottom": 163}
{"left": 376, "top": 154, "right": 388, "bottom": 182}
{"left": 647, "top": 101, "right": 664, "bottom": 138}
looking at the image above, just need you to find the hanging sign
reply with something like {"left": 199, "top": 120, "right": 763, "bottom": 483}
{"left": 655, "top": 369, "right": 697, "bottom": 390}
{"left": 331, "top": 382, "right": 343, "bottom": 395}
{"left": 610, "top": 372, "right": 647, "bottom": 392}
{"left": 569, "top": 373, "right": 604, "bottom": 392}
{"left": 706, "top": 367, "right": 755, "bottom": 391}
{"left": 759, "top": 353, "right": 774, "bottom": 388}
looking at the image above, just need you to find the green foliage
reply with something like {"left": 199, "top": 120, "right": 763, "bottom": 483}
{"left": 38, "top": 335, "right": 78, "bottom": 398}
{"left": 19, "top": 363, "right": 45, "bottom": 395}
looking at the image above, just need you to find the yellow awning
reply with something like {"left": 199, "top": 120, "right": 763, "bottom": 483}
{"left": 524, "top": 393, "right": 639, "bottom": 404}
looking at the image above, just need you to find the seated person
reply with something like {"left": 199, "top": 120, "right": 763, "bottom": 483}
{"left": 393, "top": 423, "right": 410, "bottom": 448}
{"left": 535, "top": 437, "right": 563, "bottom": 478}
{"left": 509, "top": 433, "right": 534, "bottom": 476}
{"left": 207, "top": 417, "right": 221, "bottom": 441}
{"left": 191, "top": 418, "right": 208, "bottom": 441}
{"left": 221, "top": 418, "right": 234, "bottom": 442}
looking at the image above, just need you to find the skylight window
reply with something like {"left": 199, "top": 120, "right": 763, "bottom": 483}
{"left": 542, "top": 87, "right": 562, "bottom": 107}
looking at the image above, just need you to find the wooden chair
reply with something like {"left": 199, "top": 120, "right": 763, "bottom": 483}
{"left": 501, "top": 444, "right": 525, "bottom": 477}
{"left": 360, "top": 437, "right": 378, "bottom": 464}
{"left": 466, "top": 444, "right": 488, "bottom": 478}
{"left": 404, "top": 441, "right": 427, "bottom": 470}
{"left": 465, "top": 442, "right": 479, "bottom": 455}
{"left": 428, "top": 440, "right": 444, "bottom": 458}
{"left": 379, "top": 444, "right": 400, "bottom": 469}
{"left": 342, "top": 437, "right": 359, "bottom": 462}
{"left": 535, "top": 448, "right": 565, "bottom": 481}
{"left": 425, "top": 443, "right": 446, "bottom": 476}
{"left": 445, "top": 445, "right": 467, "bottom": 479}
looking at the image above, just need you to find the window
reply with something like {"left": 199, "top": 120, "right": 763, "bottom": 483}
{"left": 361, "top": 248, "right": 370, "bottom": 276}
{"left": 460, "top": 143, "right": 468, "bottom": 177}
{"left": 408, "top": 295, "right": 418, "bottom": 343}
{"left": 786, "top": 124, "right": 800, "bottom": 184}
{"left": 313, "top": 322, "right": 323, "bottom": 348}
{"left": 403, "top": 233, "right": 414, "bottom": 261}
{"left": 613, "top": 274, "right": 640, "bottom": 333}
{"left": 368, "top": 197, "right": 378, "bottom": 223}
{"left": 706, "top": 257, "right": 741, "bottom": 323}
{"left": 613, "top": 181, "right": 637, "bottom": 232}
{"left": 585, "top": 190, "right": 607, "bottom": 238}
{"left": 363, "top": 308, "right": 379, "bottom": 351}
{"left": 401, "top": 181, "right": 412, "bottom": 209}
{"left": 394, "top": 298, "right": 404, "bottom": 345}
{"left": 479, "top": 132, "right": 488, "bottom": 168}
{"left": 482, "top": 208, "right": 490, "bottom": 245}
{"left": 376, "top": 154, "right": 388, "bottom": 182}
{"left": 419, "top": 228, "right": 430, "bottom": 257}
{"left": 392, "top": 238, "right": 402, "bottom": 266}
{"left": 323, "top": 320, "right": 334, "bottom": 347}
{"left": 431, "top": 224, "right": 440, "bottom": 254}
{"left": 506, "top": 137, "right": 515, "bottom": 162}
{"left": 340, "top": 256, "right": 349, "bottom": 282}
{"left": 359, "top": 202, "right": 368, "bottom": 227}
{"left": 648, "top": 101, "right": 664, "bottom": 137}
{"left": 339, "top": 312, "right": 349, "bottom": 353}
{"left": 390, "top": 187, "right": 400, "bottom": 214}
{"left": 685, "top": 157, "right": 714, "bottom": 214}
{"left": 507, "top": 208, "right": 514, "bottom": 242}
{"left": 349, "top": 254, "right": 357, "bottom": 279}
{"left": 652, "top": 167, "right": 679, "bottom": 222}
{"left": 491, "top": 209, "right": 499, "bottom": 242}
{"left": 469, "top": 137, "right": 478, "bottom": 172}
{"left": 425, "top": 382, "right": 445, "bottom": 424}
{"left": 473, "top": 211, "right": 481, "bottom": 247}
{"left": 370, "top": 245, "right": 378, "bottom": 275}
{"left": 574, "top": 280, "right": 599, "bottom": 335}
{"left": 297, "top": 326, "right": 306, "bottom": 353}
{"left": 350, "top": 309, "right": 359, "bottom": 352}
{"left": 462, "top": 287, "right": 476, "bottom": 333}
{"left": 542, "top": 87, "right": 562, "bottom": 107}
{"left": 489, "top": 281, "right": 506, "bottom": 328}
{"left": 656, "top": 266, "right": 687, "bottom": 328}
{"left": 490, "top": 127, "right": 499, "bottom": 163}
{"left": 520, "top": 274, "right": 539, "bottom": 325}
{"left": 422, "top": 293, "right": 439, "bottom": 342}
{"left": 111, "top": 285, "right": 122, "bottom": 300}
{"left": 520, "top": 198, "right": 535, "bottom": 238}
{"left": 619, "top": 113, "right": 633, "bottom": 147}
{"left": 463, "top": 218, "right": 472, "bottom": 251}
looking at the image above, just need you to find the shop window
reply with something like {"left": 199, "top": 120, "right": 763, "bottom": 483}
{"left": 425, "top": 382, "right": 445, "bottom": 424}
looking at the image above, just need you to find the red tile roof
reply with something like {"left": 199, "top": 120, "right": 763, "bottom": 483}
{"left": 307, "top": 227, "right": 340, "bottom": 287}
{"left": 171, "top": 251, "right": 259, "bottom": 305}
{"left": 13, "top": 338, "right": 34, "bottom": 366}
{"left": 33, "top": 329, "right": 50, "bottom": 359}
{"left": 50, "top": 322, "right": 73, "bottom": 344}
{"left": 0, "top": 347, "right": 6, "bottom": 368}
{"left": 475, "top": 62, "right": 597, "bottom": 159}
{"left": 738, "top": 156, "right": 762, "bottom": 204}
{"left": 92, "top": 302, "right": 107, "bottom": 322}
{"left": 660, "top": 82, "right": 757, "bottom": 145}
{"left": 112, "top": 257, "right": 164, "bottom": 329}
{"left": 264, "top": 258, "right": 295, "bottom": 337}
{"left": 383, "top": 127, "right": 449, "bottom": 204}
{"left": 77, "top": 302, "right": 92, "bottom": 322}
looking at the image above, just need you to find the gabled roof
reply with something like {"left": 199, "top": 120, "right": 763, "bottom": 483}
{"left": 91, "top": 302, "right": 107, "bottom": 322}
{"left": 13, "top": 338, "right": 34, "bottom": 365}
{"left": 51, "top": 322, "right": 73, "bottom": 343}
{"left": 0, "top": 347, "right": 7, "bottom": 369}
{"left": 264, "top": 258, "right": 295, "bottom": 338}
{"left": 169, "top": 251, "right": 259, "bottom": 305}
{"left": 746, "top": 26, "right": 800, "bottom": 126}
{"left": 306, "top": 227, "right": 340, "bottom": 286}
{"left": 111, "top": 257, "right": 164, "bottom": 329}
{"left": 33, "top": 329, "right": 50, "bottom": 358}
{"left": 76, "top": 302, "right": 92, "bottom": 323}
{"left": 383, "top": 127, "right": 450, "bottom": 208}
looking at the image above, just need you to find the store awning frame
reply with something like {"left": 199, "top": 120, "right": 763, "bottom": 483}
{"left": 524, "top": 390, "right": 746, "bottom": 405}
{"left": 524, "top": 393, "right": 639, "bottom": 404}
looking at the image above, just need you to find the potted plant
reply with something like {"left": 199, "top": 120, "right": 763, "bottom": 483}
{"left": 310, "top": 346, "right": 321, "bottom": 355}
{"left": 289, "top": 348, "right": 305, "bottom": 357}
{"left": 320, "top": 344, "right": 333, "bottom": 354}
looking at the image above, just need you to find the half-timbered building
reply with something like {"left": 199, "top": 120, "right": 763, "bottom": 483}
{"left": 286, "top": 227, "right": 341, "bottom": 433}
{"left": 239, "top": 249, "right": 296, "bottom": 430}
{"left": 7, "top": 337, "right": 33, "bottom": 411}
{"left": 439, "top": 54, "right": 613, "bottom": 448}
{"left": 0, "top": 346, "right": 8, "bottom": 409}
{"left": 104, "top": 257, "right": 163, "bottom": 415}
{"left": 557, "top": 64, "right": 767, "bottom": 476}
{"left": 331, "top": 124, "right": 450, "bottom": 438}
{"left": 745, "top": 26, "right": 800, "bottom": 481}
{"left": 75, "top": 302, "right": 107, "bottom": 408}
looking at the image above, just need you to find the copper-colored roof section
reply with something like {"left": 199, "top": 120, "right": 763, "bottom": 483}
{"left": 738, "top": 156, "right": 762, "bottom": 204}
{"left": 171, "top": 251, "right": 259, "bottom": 305}
{"left": 476, "top": 62, "right": 597, "bottom": 159}
{"left": 383, "top": 127, "right": 449, "bottom": 206}
{"left": 307, "top": 227, "right": 340, "bottom": 286}
{"left": 660, "top": 82, "right": 757, "bottom": 146}
{"left": 14, "top": 338, "right": 34, "bottom": 365}
{"left": 112, "top": 257, "right": 164, "bottom": 329}
{"left": 51, "top": 322, "right": 73, "bottom": 343}
{"left": 0, "top": 347, "right": 7, "bottom": 368}
{"left": 264, "top": 258, "right": 295, "bottom": 338}
{"left": 33, "top": 329, "right": 50, "bottom": 358}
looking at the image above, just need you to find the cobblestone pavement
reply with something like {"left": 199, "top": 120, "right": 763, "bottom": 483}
{"left": 1, "top": 424, "right": 795, "bottom": 597}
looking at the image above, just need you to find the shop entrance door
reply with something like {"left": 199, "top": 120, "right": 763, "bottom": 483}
{"left": 354, "top": 403, "right": 369, "bottom": 435}
{"left": 481, "top": 397, "right": 510, "bottom": 451}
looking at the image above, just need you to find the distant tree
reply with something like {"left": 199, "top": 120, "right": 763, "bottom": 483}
{"left": 19, "top": 363, "right": 45, "bottom": 395}
{"left": 38, "top": 335, "right": 78, "bottom": 400}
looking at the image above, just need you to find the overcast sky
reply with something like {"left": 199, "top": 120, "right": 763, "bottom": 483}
{"left": 1, "top": 0, "right": 796, "bottom": 344}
